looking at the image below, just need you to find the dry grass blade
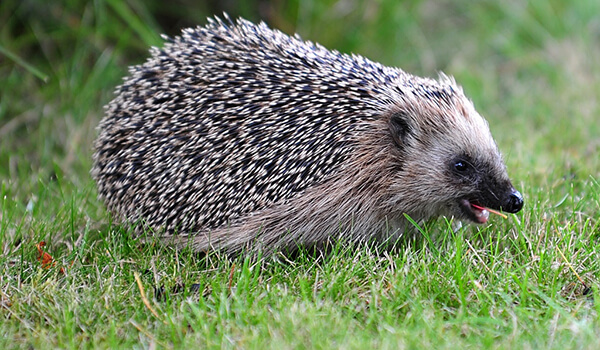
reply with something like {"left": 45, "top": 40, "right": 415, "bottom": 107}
{"left": 471, "top": 204, "right": 508, "bottom": 219}
{"left": 555, "top": 245, "right": 587, "bottom": 288}
{"left": 133, "top": 271, "right": 165, "bottom": 323}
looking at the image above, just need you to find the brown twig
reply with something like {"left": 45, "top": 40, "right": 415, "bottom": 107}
{"left": 228, "top": 263, "right": 236, "bottom": 292}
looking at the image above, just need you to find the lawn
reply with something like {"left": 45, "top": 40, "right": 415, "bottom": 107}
{"left": 1, "top": 0, "right": 600, "bottom": 348}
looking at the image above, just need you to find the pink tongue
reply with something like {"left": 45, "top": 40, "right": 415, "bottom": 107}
{"left": 471, "top": 204, "right": 490, "bottom": 223}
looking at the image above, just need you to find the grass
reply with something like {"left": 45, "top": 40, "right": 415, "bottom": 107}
{"left": 1, "top": 0, "right": 600, "bottom": 348}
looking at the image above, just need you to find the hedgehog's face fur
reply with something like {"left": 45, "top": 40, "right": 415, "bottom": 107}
{"left": 384, "top": 76, "right": 523, "bottom": 224}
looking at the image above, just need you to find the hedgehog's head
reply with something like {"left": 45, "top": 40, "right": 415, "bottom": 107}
{"left": 384, "top": 75, "right": 523, "bottom": 224}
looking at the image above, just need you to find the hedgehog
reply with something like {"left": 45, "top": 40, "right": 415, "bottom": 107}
{"left": 92, "top": 15, "right": 523, "bottom": 255}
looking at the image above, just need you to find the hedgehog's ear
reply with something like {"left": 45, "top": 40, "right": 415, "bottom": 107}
{"left": 389, "top": 111, "right": 411, "bottom": 147}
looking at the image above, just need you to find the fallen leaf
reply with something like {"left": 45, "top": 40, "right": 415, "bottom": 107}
{"left": 35, "top": 241, "right": 69, "bottom": 274}
{"left": 36, "top": 241, "right": 56, "bottom": 269}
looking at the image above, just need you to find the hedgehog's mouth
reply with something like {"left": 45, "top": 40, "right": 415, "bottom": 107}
{"left": 458, "top": 199, "right": 490, "bottom": 224}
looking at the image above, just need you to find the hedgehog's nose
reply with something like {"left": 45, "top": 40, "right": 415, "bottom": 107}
{"left": 503, "top": 190, "right": 523, "bottom": 213}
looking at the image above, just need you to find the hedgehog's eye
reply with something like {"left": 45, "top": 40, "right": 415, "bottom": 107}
{"left": 454, "top": 161, "right": 468, "bottom": 172}
{"left": 451, "top": 158, "right": 474, "bottom": 176}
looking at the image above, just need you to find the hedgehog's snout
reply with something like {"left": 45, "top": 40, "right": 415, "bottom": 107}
{"left": 502, "top": 189, "right": 523, "bottom": 213}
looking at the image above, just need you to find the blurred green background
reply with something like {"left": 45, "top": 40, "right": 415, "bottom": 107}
{"left": 1, "top": 0, "right": 599, "bottom": 225}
